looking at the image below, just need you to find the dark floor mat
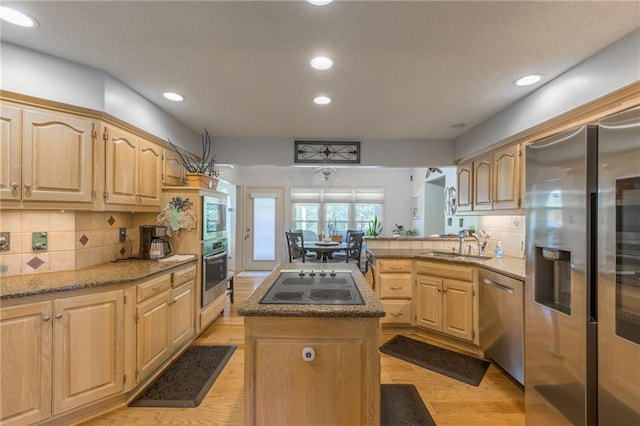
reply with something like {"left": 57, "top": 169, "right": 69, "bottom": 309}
{"left": 129, "top": 345, "right": 236, "bottom": 408}
{"left": 380, "top": 335, "right": 489, "bottom": 386}
{"left": 381, "top": 384, "right": 436, "bottom": 426}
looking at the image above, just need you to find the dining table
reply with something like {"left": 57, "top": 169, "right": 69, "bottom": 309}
{"left": 303, "top": 241, "right": 348, "bottom": 263}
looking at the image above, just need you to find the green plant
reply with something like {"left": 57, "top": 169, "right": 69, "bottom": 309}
{"left": 365, "top": 216, "right": 383, "bottom": 237}
{"left": 405, "top": 229, "right": 418, "bottom": 236}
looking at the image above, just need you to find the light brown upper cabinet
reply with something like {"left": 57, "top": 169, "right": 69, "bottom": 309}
{"left": 456, "top": 161, "right": 473, "bottom": 212}
{"left": 1, "top": 103, "right": 95, "bottom": 207}
{"left": 162, "top": 148, "right": 187, "bottom": 186}
{"left": 102, "top": 123, "right": 162, "bottom": 209}
{"left": 457, "top": 144, "right": 521, "bottom": 213}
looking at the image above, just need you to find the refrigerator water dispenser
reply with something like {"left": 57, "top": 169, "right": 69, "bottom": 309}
{"left": 535, "top": 247, "right": 572, "bottom": 315}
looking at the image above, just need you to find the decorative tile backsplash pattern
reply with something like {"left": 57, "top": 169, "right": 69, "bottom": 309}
{"left": 0, "top": 210, "right": 134, "bottom": 276}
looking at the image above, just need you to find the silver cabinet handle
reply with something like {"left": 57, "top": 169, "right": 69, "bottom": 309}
{"left": 11, "top": 182, "right": 18, "bottom": 189}
{"left": 389, "top": 286, "right": 403, "bottom": 290}
{"left": 43, "top": 315, "right": 51, "bottom": 321}
{"left": 389, "top": 266, "right": 403, "bottom": 270}
{"left": 55, "top": 313, "right": 63, "bottom": 319}
{"left": 390, "top": 312, "right": 402, "bottom": 316}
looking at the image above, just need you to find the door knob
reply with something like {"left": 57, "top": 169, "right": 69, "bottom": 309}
{"left": 55, "top": 313, "right": 63, "bottom": 319}
{"left": 24, "top": 183, "right": 32, "bottom": 190}
{"left": 43, "top": 315, "right": 51, "bottom": 321}
{"left": 11, "top": 182, "right": 18, "bottom": 189}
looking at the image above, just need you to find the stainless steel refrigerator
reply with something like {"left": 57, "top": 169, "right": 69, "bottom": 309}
{"left": 524, "top": 106, "right": 640, "bottom": 425}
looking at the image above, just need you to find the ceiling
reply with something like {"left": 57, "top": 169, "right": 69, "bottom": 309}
{"left": 2, "top": 1, "right": 639, "bottom": 142}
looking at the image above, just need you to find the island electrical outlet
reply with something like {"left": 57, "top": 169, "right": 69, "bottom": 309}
{"left": 119, "top": 228, "right": 127, "bottom": 242}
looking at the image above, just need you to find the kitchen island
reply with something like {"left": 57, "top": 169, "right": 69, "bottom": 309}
{"left": 238, "top": 263, "right": 385, "bottom": 426}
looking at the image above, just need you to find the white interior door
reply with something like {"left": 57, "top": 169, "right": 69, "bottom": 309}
{"left": 243, "top": 187, "right": 284, "bottom": 271}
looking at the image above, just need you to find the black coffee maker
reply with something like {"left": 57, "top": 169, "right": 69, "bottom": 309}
{"left": 139, "top": 225, "right": 172, "bottom": 260}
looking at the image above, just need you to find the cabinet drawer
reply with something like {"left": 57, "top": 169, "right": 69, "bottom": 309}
{"left": 378, "top": 259, "right": 412, "bottom": 273}
{"left": 137, "top": 274, "right": 171, "bottom": 302}
{"left": 171, "top": 265, "right": 196, "bottom": 287}
{"left": 415, "top": 261, "right": 474, "bottom": 282}
{"left": 381, "top": 300, "right": 412, "bottom": 325}
{"left": 379, "top": 274, "right": 412, "bottom": 298}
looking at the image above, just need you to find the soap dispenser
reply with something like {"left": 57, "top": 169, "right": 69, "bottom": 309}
{"left": 494, "top": 241, "right": 504, "bottom": 258}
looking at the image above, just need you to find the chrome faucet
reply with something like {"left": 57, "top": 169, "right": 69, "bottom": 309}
{"left": 469, "top": 233, "right": 488, "bottom": 254}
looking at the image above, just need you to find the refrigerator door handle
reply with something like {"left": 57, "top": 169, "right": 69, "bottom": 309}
{"left": 483, "top": 278, "right": 515, "bottom": 295}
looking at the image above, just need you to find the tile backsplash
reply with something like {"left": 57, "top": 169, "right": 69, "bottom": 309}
{"left": 476, "top": 215, "right": 525, "bottom": 258}
{"left": 0, "top": 210, "right": 136, "bottom": 276}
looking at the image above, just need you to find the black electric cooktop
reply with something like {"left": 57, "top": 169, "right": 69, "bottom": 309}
{"left": 259, "top": 270, "right": 364, "bottom": 305}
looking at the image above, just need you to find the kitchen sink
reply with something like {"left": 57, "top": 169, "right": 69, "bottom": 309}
{"left": 259, "top": 270, "right": 364, "bottom": 305}
{"left": 425, "top": 251, "right": 493, "bottom": 260}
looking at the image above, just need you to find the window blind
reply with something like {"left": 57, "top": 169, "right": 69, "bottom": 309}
{"left": 290, "top": 187, "right": 384, "bottom": 204}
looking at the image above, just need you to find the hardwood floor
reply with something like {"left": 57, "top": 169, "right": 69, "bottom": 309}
{"left": 85, "top": 272, "right": 524, "bottom": 425}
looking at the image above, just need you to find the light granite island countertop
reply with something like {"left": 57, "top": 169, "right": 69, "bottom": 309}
{"left": 238, "top": 262, "right": 385, "bottom": 317}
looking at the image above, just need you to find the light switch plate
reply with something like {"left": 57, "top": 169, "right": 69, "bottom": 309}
{"left": 32, "top": 232, "right": 48, "bottom": 251}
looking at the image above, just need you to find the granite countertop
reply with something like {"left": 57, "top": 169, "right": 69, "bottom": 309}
{"left": 0, "top": 255, "right": 198, "bottom": 300}
{"left": 238, "top": 262, "right": 385, "bottom": 318}
{"left": 367, "top": 248, "right": 525, "bottom": 281}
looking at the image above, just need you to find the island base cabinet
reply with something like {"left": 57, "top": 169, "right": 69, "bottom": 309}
{"left": 245, "top": 317, "right": 380, "bottom": 426}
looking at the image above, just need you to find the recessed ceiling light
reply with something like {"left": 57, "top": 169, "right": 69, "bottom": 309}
{"left": 0, "top": 6, "right": 37, "bottom": 27}
{"left": 310, "top": 56, "right": 333, "bottom": 70}
{"left": 314, "top": 96, "right": 331, "bottom": 105}
{"left": 307, "top": 0, "right": 333, "bottom": 6}
{"left": 515, "top": 74, "right": 542, "bottom": 87}
{"left": 163, "top": 91, "right": 184, "bottom": 102}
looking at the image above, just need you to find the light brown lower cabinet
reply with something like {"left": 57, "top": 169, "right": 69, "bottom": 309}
{"left": 0, "top": 290, "right": 125, "bottom": 425}
{"left": 245, "top": 316, "right": 380, "bottom": 426}
{"left": 414, "top": 260, "right": 477, "bottom": 343}
{"left": 136, "top": 270, "right": 196, "bottom": 383}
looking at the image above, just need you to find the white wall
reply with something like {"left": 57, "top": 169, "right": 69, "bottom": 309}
{"left": 1, "top": 42, "right": 200, "bottom": 153}
{"left": 454, "top": 29, "right": 640, "bottom": 160}
{"left": 212, "top": 137, "right": 454, "bottom": 168}
{"left": 236, "top": 166, "right": 412, "bottom": 238}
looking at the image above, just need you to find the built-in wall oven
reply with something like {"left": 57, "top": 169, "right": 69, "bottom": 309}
{"left": 201, "top": 192, "right": 231, "bottom": 308}
{"left": 202, "top": 237, "right": 229, "bottom": 308}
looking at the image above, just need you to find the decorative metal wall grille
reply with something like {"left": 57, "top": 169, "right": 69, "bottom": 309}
{"left": 294, "top": 141, "right": 361, "bottom": 164}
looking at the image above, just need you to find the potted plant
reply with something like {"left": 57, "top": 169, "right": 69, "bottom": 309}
{"left": 168, "top": 129, "right": 219, "bottom": 188}
{"left": 365, "top": 216, "right": 383, "bottom": 237}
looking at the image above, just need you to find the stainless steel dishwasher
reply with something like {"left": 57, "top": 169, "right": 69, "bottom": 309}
{"left": 479, "top": 268, "right": 524, "bottom": 385}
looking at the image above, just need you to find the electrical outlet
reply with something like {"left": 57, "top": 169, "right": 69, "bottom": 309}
{"left": 119, "top": 227, "right": 127, "bottom": 242}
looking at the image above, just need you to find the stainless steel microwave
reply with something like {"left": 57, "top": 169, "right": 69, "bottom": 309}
{"left": 202, "top": 194, "right": 228, "bottom": 241}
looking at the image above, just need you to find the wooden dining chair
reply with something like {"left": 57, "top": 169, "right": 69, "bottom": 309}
{"left": 344, "top": 231, "right": 364, "bottom": 270}
{"left": 286, "top": 230, "right": 317, "bottom": 262}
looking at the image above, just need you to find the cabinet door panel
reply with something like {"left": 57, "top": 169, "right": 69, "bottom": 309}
{"left": 136, "top": 293, "right": 171, "bottom": 380}
{"left": 170, "top": 282, "right": 195, "bottom": 350}
{"left": 493, "top": 145, "right": 520, "bottom": 210}
{"left": 0, "top": 302, "right": 52, "bottom": 425}
{"left": 163, "top": 148, "right": 186, "bottom": 186}
{"left": 456, "top": 161, "right": 473, "bottom": 212}
{"left": 443, "top": 280, "right": 474, "bottom": 341}
{"left": 52, "top": 290, "right": 124, "bottom": 414}
{"left": 104, "top": 124, "right": 138, "bottom": 205}
{"left": 22, "top": 109, "right": 94, "bottom": 203}
{"left": 0, "top": 104, "right": 21, "bottom": 202}
{"left": 416, "top": 275, "right": 443, "bottom": 331}
{"left": 138, "top": 140, "right": 162, "bottom": 206}
{"left": 255, "top": 338, "right": 365, "bottom": 425}
{"left": 473, "top": 155, "right": 493, "bottom": 211}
